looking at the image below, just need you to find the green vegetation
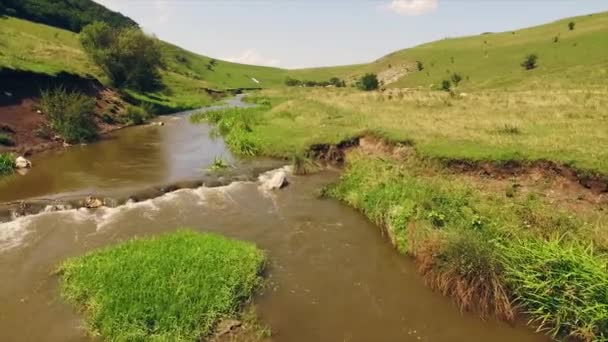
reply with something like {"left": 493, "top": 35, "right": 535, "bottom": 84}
{"left": 358, "top": 73, "right": 379, "bottom": 91}
{"left": 521, "top": 54, "right": 538, "bottom": 70}
{"left": 0, "top": 133, "right": 14, "bottom": 146}
{"left": 0, "top": 153, "right": 15, "bottom": 175}
{"left": 40, "top": 87, "right": 97, "bottom": 143}
{"left": 0, "top": 0, "right": 136, "bottom": 32}
{"left": 124, "top": 104, "right": 153, "bottom": 125}
{"left": 196, "top": 87, "right": 608, "bottom": 174}
{"left": 58, "top": 230, "right": 266, "bottom": 341}
{"left": 285, "top": 76, "right": 346, "bottom": 87}
{"left": 191, "top": 106, "right": 269, "bottom": 156}
{"left": 324, "top": 152, "right": 608, "bottom": 340}
{"left": 209, "top": 155, "right": 230, "bottom": 171}
{"left": 80, "top": 22, "right": 163, "bottom": 90}
{"left": 293, "top": 12, "right": 608, "bottom": 90}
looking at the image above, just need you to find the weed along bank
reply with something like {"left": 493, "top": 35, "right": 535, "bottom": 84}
{"left": 1, "top": 2, "right": 607, "bottom": 341}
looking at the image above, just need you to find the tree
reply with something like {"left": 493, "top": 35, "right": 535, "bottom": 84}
{"left": 440, "top": 80, "right": 452, "bottom": 92}
{"left": 80, "top": 22, "right": 163, "bottom": 90}
{"left": 416, "top": 61, "right": 424, "bottom": 71}
{"left": 358, "top": 74, "right": 379, "bottom": 91}
{"left": 284, "top": 77, "right": 301, "bottom": 87}
{"left": 451, "top": 73, "right": 463, "bottom": 86}
{"left": 521, "top": 54, "right": 538, "bottom": 70}
{"left": 568, "top": 21, "right": 575, "bottom": 31}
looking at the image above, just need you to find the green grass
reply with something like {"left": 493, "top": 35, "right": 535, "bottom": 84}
{"left": 58, "top": 230, "right": 266, "bottom": 341}
{"left": 192, "top": 87, "right": 608, "bottom": 175}
{"left": 325, "top": 152, "right": 608, "bottom": 340}
{"left": 0, "top": 16, "right": 287, "bottom": 112}
{"left": 293, "top": 12, "right": 608, "bottom": 90}
{"left": 0, "top": 153, "right": 15, "bottom": 175}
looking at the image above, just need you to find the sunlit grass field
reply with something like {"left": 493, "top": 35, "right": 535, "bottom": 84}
{"left": 58, "top": 231, "right": 266, "bottom": 341}
{"left": 199, "top": 87, "right": 608, "bottom": 175}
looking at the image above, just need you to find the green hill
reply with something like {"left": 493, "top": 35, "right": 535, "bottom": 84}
{"left": 291, "top": 11, "right": 608, "bottom": 90}
{"left": 0, "top": 16, "right": 287, "bottom": 110}
{"left": 0, "top": 0, "right": 137, "bottom": 32}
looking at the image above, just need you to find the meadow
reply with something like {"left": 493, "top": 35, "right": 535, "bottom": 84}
{"left": 58, "top": 231, "right": 266, "bottom": 341}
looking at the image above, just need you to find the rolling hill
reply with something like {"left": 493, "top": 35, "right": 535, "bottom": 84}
{"left": 291, "top": 11, "right": 608, "bottom": 90}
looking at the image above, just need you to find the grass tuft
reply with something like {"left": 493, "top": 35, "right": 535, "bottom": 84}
{"left": 0, "top": 153, "right": 16, "bottom": 175}
{"left": 58, "top": 230, "right": 266, "bottom": 341}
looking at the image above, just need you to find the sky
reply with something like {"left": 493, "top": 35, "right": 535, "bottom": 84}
{"left": 93, "top": 0, "right": 608, "bottom": 69}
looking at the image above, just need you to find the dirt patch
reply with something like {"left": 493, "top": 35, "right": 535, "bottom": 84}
{"left": 0, "top": 69, "right": 127, "bottom": 155}
{"left": 307, "top": 134, "right": 607, "bottom": 211}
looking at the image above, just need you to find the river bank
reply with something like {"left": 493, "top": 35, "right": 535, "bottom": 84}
{"left": 191, "top": 88, "right": 608, "bottom": 341}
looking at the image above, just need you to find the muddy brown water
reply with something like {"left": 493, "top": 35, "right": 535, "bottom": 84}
{"left": 0, "top": 97, "right": 547, "bottom": 342}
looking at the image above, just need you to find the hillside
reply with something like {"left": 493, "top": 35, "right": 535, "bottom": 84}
{"left": 291, "top": 11, "right": 608, "bottom": 90}
{"left": 0, "top": 0, "right": 137, "bottom": 32}
{"left": 0, "top": 16, "right": 287, "bottom": 111}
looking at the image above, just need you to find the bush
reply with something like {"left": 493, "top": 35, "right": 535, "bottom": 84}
{"left": 451, "top": 73, "right": 463, "bottom": 87}
{"left": 568, "top": 21, "right": 576, "bottom": 31}
{"left": 521, "top": 54, "right": 538, "bottom": 70}
{"left": 0, "top": 133, "right": 14, "bottom": 146}
{"left": 0, "top": 153, "right": 15, "bottom": 175}
{"left": 80, "top": 22, "right": 163, "bottom": 90}
{"left": 40, "top": 87, "right": 97, "bottom": 143}
{"left": 124, "top": 105, "right": 151, "bottom": 125}
{"left": 358, "top": 73, "right": 379, "bottom": 91}
{"left": 285, "top": 77, "right": 301, "bottom": 87}
{"left": 440, "top": 80, "right": 452, "bottom": 92}
{"left": 416, "top": 61, "right": 424, "bottom": 71}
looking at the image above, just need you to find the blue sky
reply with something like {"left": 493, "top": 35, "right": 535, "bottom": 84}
{"left": 94, "top": 0, "right": 608, "bottom": 69}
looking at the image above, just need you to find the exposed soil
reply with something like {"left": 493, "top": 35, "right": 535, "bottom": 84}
{"left": 0, "top": 69, "right": 127, "bottom": 156}
{"left": 307, "top": 134, "right": 608, "bottom": 211}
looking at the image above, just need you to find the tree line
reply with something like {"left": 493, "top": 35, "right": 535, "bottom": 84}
{"left": 0, "top": 0, "right": 136, "bottom": 32}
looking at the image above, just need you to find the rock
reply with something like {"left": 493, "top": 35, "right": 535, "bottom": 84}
{"left": 36, "top": 109, "right": 42, "bottom": 114}
{"left": 84, "top": 196, "right": 103, "bottom": 209}
{"left": 62, "top": 142, "right": 71, "bottom": 148}
{"left": 3, "top": 91, "right": 12, "bottom": 97}
{"left": 263, "top": 170, "right": 289, "bottom": 190}
{"left": 14, "top": 156, "right": 32, "bottom": 169}
{"left": 459, "top": 92, "right": 468, "bottom": 98}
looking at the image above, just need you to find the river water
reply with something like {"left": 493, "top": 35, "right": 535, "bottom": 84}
{"left": 0, "top": 97, "right": 546, "bottom": 341}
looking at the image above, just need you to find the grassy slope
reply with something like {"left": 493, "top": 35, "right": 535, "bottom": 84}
{"left": 59, "top": 231, "right": 265, "bottom": 341}
{"left": 292, "top": 12, "right": 608, "bottom": 90}
{"left": 0, "top": 17, "right": 288, "bottom": 111}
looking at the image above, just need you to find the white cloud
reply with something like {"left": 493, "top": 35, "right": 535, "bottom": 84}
{"left": 384, "top": 0, "right": 438, "bottom": 16}
{"left": 225, "top": 49, "right": 281, "bottom": 67}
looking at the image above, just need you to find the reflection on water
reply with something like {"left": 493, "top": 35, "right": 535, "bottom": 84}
{"left": 0, "top": 172, "right": 547, "bottom": 342}
{"left": 0, "top": 99, "right": 246, "bottom": 202}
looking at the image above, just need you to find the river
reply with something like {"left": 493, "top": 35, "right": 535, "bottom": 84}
{"left": 0, "top": 96, "right": 546, "bottom": 341}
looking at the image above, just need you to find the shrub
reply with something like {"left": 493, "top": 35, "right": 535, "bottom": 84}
{"left": 568, "top": 21, "right": 576, "bottom": 31}
{"left": 358, "top": 73, "right": 379, "bottom": 91}
{"left": 451, "top": 73, "right": 463, "bottom": 87}
{"left": 416, "top": 61, "right": 424, "bottom": 71}
{"left": 553, "top": 35, "right": 559, "bottom": 43}
{"left": 80, "top": 22, "right": 163, "bottom": 90}
{"left": 521, "top": 54, "right": 538, "bottom": 70}
{"left": 0, "top": 133, "right": 14, "bottom": 146}
{"left": 440, "top": 80, "right": 452, "bottom": 91}
{"left": 285, "top": 77, "right": 301, "bottom": 87}
{"left": 329, "top": 77, "right": 346, "bottom": 87}
{"left": 0, "top": 153, "right": 15, "bottom": 175}
{"left": 419, "top": 231, "right": 514, "bottom": 319}
{"left": 40, "top": 87, "right": 97, "bottom": 143}
{"left": 124, "top": 105, "right": 151, "bottom": 125}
